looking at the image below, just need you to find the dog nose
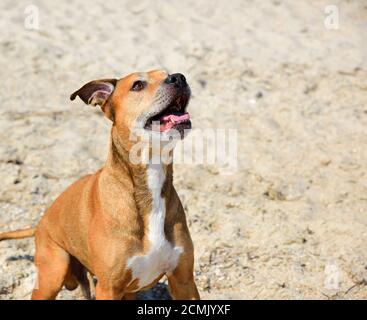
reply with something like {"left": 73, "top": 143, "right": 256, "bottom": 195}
{"left": 164, "top": 73, "right": 187, "bottom": 88}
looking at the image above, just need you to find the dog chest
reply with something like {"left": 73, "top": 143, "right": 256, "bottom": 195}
{"left": 126, "top": 163, "right": 183, "bottom": 290}
{"left": 127, "top": 241, "right": 183, "bottom": 291}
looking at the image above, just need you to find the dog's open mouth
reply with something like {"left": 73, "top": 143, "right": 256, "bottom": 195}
{"left": 144, "top": 95, "right": 191, "bottom": 132}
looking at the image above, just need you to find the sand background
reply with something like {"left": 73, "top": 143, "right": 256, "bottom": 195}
{"left": 0, "top": 0, "right": 366, "bottom": 299}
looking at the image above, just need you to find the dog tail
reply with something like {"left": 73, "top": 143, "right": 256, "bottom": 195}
{"left": 0, "top": 228, "right": 35, "bottom": 241}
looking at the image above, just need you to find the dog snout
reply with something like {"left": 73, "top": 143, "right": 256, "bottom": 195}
{"left": 164, "top": 73, "right": 187, "bottom": 88}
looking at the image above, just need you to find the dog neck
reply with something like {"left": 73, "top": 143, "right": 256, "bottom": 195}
{"left": 105, "top": 127, "right": 174, "bottom": 217}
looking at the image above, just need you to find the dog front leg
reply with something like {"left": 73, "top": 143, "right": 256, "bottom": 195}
{"left": 167, "top": 258, "right": 200, "bottom": 300}
{"left": 95, "top": 283, "right": 124, "bottom": 300}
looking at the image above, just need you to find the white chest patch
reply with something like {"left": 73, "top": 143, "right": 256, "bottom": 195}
{"left": 127, "top": 163, "right": 183, "bottom": 290}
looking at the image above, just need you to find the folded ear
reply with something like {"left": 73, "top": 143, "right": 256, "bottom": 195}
{"left": 70, "top": 78, "right": 117, "bottom": 120}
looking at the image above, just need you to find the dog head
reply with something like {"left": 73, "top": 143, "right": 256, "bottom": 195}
{"left": 71, "top": 70, "right": 192, "bottom": 150}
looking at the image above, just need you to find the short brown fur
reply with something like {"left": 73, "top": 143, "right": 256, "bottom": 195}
{"left": 0, "top": 70, "right": 199, "bottom": 300}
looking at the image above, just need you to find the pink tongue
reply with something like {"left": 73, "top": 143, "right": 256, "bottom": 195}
{"left": 152, "top": 113, "right": 190, "bottom": 132}
{"left": 162, "top": 113, "right": 190, "bottom": 123}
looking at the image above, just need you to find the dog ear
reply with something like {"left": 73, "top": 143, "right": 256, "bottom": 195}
{"left": 70, "top": 79, "right": 117, "bottom": 120}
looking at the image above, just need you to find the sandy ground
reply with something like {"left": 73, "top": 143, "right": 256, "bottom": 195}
{"left": 0, "top": 0, "right": 367, "bottom": 299}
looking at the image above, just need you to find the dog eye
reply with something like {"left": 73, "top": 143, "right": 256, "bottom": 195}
{"left": 131, "top": 80, "right": 146, "bottom": 91}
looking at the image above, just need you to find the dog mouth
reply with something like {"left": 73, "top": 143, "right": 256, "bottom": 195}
{"left": 144, "top": 94, "right": 191, "bottom": 132}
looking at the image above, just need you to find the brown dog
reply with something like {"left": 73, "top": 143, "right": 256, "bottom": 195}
{"left": 0, "top": 70, "right": 200, "bottom": 300}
